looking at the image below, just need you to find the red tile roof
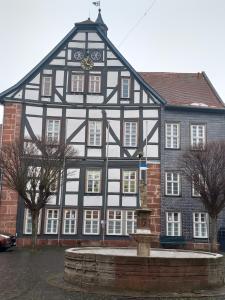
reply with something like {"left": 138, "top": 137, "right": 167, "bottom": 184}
{"left": 139, "top": 72, "right": 224, "bottom": 109}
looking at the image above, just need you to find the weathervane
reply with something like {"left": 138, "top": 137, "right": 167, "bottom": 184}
{"left": 93, "top": 1, "right": 101, "bottom": 10}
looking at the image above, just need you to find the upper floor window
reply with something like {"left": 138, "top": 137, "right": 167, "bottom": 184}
{"left": 193, "top": 212, "right": 208, "bottom": 238}
{"left": 83, "top": 210, "right": 100, "bottom": 235}
{"left": 123, "top": 170, "right": 137, "bottom": 193}
{"left": 42, "top": 76, "right": 52, "bottom": 96}
{"left": 63, "top": 209, "right": 77, "bottom": 235}
{"left": 71, "top": 74, "right": 84, "bottom": 93}
{"left": 88, "top": 121, "right": 102, "bottom": 146}
{"left": 165, "top": 172, "right": 180, "bottom": 196}
{"left": 89, "top": 75, "right": 101, "bottom": 93}
{"left": 124, "top": 122, "right": 137, "bottom": 147}
{"left": 191, "top": 124, "right": 206, "bottom": 149}
{"left": 46, "top": 119, "right": 60, "bottom": 143}
{"left": 121, "top": 78, "right": 130, "bottom": 98}
{"left": 166, "top": 212, "right": 181, "bottom": 236}
{"left": 86, "top": 169, "right": 101, "bottom": 193}
{"left": 165, "top": 123, "right": 180, "bottom": 149}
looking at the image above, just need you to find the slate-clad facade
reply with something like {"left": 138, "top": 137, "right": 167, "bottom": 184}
{"left": 0, "top": 11, "right": 224, "bottom": 248}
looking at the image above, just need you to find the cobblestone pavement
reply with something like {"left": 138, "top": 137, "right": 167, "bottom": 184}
{"left": 0, "top": 247, "right": 225, "bottom": 300}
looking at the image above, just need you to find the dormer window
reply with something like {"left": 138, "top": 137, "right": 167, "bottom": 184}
{"left": 71, "top": 74, "right": 84, "bottom": 93}
{"left": 89, "top": 75, "right": 101, "bottom": 93}
{"left": 121, "top": 78, "right": 130, "bottom": 98}
{"left": 42, "top": 76, "right": 52, "bottom": 96}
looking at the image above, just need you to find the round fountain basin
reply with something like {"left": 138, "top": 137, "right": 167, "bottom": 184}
{"left": 64, "top": 247, "right": 224, "bottom": 293}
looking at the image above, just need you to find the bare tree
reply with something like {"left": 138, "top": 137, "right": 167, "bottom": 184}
{"left": 181, "top": 141, "right": 225, "bottom": 252}
{"left": 0, "top": 139, "right": 74, "bottom": 249}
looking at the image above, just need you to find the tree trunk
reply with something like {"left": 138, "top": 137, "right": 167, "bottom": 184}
{"left": 210, "top": 216, "right": 218, "bottom": 253}
{"left": 31, "top": 211, "right": 38, "bottom": 250}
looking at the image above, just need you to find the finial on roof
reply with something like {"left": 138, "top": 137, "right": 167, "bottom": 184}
{"left": 95, "top": 8, "right": 108, "bottom": 35}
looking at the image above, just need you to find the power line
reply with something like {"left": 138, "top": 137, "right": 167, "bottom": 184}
{"left": 119, "top": 0, "right": 158, "bottom": 47}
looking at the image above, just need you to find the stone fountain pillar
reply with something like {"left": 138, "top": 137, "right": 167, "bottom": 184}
{"left": 131, "top": 179, "right": 156, "bottom": 256}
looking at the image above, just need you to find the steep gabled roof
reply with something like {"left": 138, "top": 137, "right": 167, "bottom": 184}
{"left": 139, "top": 72, "right": 224, "bottom": 109}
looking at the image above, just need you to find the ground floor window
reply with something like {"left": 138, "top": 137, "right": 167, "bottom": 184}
{"left": 24, "top": 209, "right": 41, "bottom": 234}
{"left": 166, "top": 212, "right": 181, "bottom": 236}
{"left": 83, "top": 210, "right": 100, "bottom": 235}
{"left": 126, "top": 210, "right": 136, "bottom": 235}
{"left": 107, "top": 210, "right": 136, "bottom": 236}
{"left": 63, "top": 209, "right": 77, "bottom": 234}
{"left": 45, "top": 209, "right": 59, "bottom": 234}
{"left": 193, "top": 212, "right": 208, "bottom": 238}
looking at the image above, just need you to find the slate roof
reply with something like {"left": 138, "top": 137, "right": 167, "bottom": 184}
{"left": 139, "top": 72, "right": 224, "bottom": 108}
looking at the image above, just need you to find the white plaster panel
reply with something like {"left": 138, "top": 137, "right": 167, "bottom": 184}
{"left": 109, "top": 120, "right": 120, "bottom": 139}
{"left": 66, "top": 119, "right": 84, "bottom": 138}
{"left": 48, "top": 195, "right": 57, "bottom": 205}
{"left": 68, "top": 41, "right": 85, "bottom": 48}
{"left": 90, "top": 71, "right": 101, "bottom": 74}
{"left": 47, "top": 108, "right": 62, "bottom": 117}
{"left": 73, "top": 145, "right": 85, "bottom": 156}
{"left": 26, "top": 106, "right": 43, "bottom": 116}
{"left": 108, "top": 169, "right": 120, "bottom": 180}
{"left": 83, "top": 196, "right": 102, "bottom": 207}
{"left": 86, "top": 95, "right": 104, "bottom": 103}
{"left": 43, "top": 70, "right": 52, "bottom": 75}
{"left": 143, "top": 109, "right": 158, "bottom": 118}
{"left": 107, "top": 60, "right": 123, "bottom": 67}
{"left": 121, "top": 71, "right": 130, "bottom": 76}
{"left": 72, "top": 32, "right": 86, "bottom": 41}
{"left": 54, "top": 94, "right": 62, "bottom": 103}
{"left": 122, "top": 196, "right": 137, "bottom": 207}
{"left": 66, "top": 94, "right": 84, "bottom": 103}
{"left": 25, "top": 89, "right": 39, "bottom": 100}
{"left": 89, "top": 109, "right": 102, "bottom": 118}
{"left": 57, "top": 50, "right": 66, "bottom": 58}
{"left": 107, "top": 92, "right": 118, "bottom": 104}
{"left": 107, "top": 195, "right": 120, "bottom": 206}
{"left": 30, "top": 74, "right": 40, "bottom": 84}
{"left": 88, "top": 32, "right": 102, "bottom": 41}
{"left": 143, "top": 91, "right": 148, "bottom": 103}
{"left": 67, "top": 62, "right": 81, "bottom": 67}
{"left": 56, "top": 87, "right": 63, "bottom": 95}
{"left": 108, "top": 182, "right": 120, "bottom": 193}
{"left": 128, "top": 149, "right": 136, "bottom": 156}
{"left": 50, "top": 59, "right": 65, "bottom": 66}
{"left": 56, "top": 71, "right": 64, "bottom": 86}
{"left": 124, "top": 110, "right": 139, "bottom": 118}
{"left": 107, "top": 89, "right": 113, "bottom": 97}
{"left": 107, "top": 51, "right": 116, "bottom": 59}
{"left": 143, "top": 145, "right": 158, "bottom": 158}
{"left": 106, "top": 110, "right": 120, "bottom": 119}
{"left": 67, "top": 49, "right": 72, "bottom": 60}
{"left": 88, "top": 42, "right": 104, "bottom": 49}
{"left": 24, "top": 127, "right": 31, "bottom": 140}
{"left": 66, "top": 109, "right": 86, "bottom": 118}
{"left": 26, "top": 85, "right": 38, "bottom": 89}
{"left": 149, "top": 128, "right": 158, "bottom": 143}
{"left": 14, "top": 90, "right": 23, "bottom": 99}
{"left": 27, "top": 117, "right": 42, "bottom": 137}
{"left": 143, "top": 120, "right": 157, "bottom": 140}
{"left": 108, "top": 145, "right": 120, "bottom": 157}
{"left": 134, "top": 80, "right": 140, "bottom": 90}
{"left": 92, "top": 62, "right": 104, "bottom": 67}
{"left": 134, "top": 92, "right": 140, "bottom": 103}
{"left": 87, "top": 148, "right": 102, "bottom": 157}
{"left": 71, "top": 127, "right": 85, "bottom": 143}
{"left": 67, "top": 168, "right": 80, "bottom": 179}
{"left": 107, "top": 71, "right": 118, "bottom": 86}
{"left": 65, "top": 194, "right": 78, "bottom": 206}
{"left": 66, "top": 181, "right": 79, "bottom": 192}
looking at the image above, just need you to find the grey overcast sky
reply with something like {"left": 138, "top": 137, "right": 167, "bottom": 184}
{"left": 0, "top": 0, "right": 225, "bottom": 119}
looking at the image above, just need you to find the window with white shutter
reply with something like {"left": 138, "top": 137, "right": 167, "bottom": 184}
{"left": 88, "top": 121, "right": 102, "bottom": 146}
{"left": 42, "top": 76, "right": 52, "bottom": 96}
{"left": 71, "top": 74, "right": 84, "bottom": 92}
{"left": 165, "top": 123, "right": 180, "bottom": 149}
{"left": 124, "top": 122, "right": 137, "bottom": 147}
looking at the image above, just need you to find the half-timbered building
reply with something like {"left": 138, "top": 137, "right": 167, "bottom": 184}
{"left": 0, "top": 11, "right": 224, "bottom": 248}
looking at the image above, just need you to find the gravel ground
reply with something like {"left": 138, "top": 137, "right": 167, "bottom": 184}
{"left": 0, "top": 247, "right": 225, "bottom": 300}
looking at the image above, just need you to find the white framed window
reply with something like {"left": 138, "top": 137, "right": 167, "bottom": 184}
{"left": 42, "top": 76, "right": 52, "bottom": 96}
{"left": 193, "top": 213, "right": 208, "bottom": 238}
{"left": 165, "top": 172, "right": 180, "bottom": 196}
{"left": 24, "top": 209, "right": 41, "bottom": 235}
{"left": 63, "top": 209, "right": 77, "bottom": 234}
{"left": 46, "top": 119, "right": 60, "bottom": 143}
{"left": 71, "top": 74, "right": 84, "bottom": 92}
{"left": 83, "top": 210, "right": 100, "bottom": 235}
{"left": 89, "top": 75, "right": 101, "bottom": 93}
{"left": 166, "top": 212, "right": 181, "bottom": 236}
{"left": 107, "top": 210, "right": 122, "bottom": 235}
{"left": 88, "top": 121, "right": 102, "bottom": 146}
{"left": 125, "top": 210, "right": 136, "bottom": 235}
{"left": 45, "top": 209, "right": 59, "bottom": 234}
{"left": 86, "top": 169, "right": 101, "bottom": 193}
{"left": 121, "top": 78, "right": 130, "bottom": 98}
{"left": 123, "top": 170, "right": 137, "bottom": 193}
{"left": 165, "top": 123, "right": 180, "bottom": 149}
{"left": 191, "top": 124, "right": 206, "bottom": 149}
{"left": 124, "top": 122, "right": 137, "bottom": 147}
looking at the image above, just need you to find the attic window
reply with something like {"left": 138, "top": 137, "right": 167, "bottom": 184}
{"left": 42, "top": 76, "right": 52, "bottom": 97}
